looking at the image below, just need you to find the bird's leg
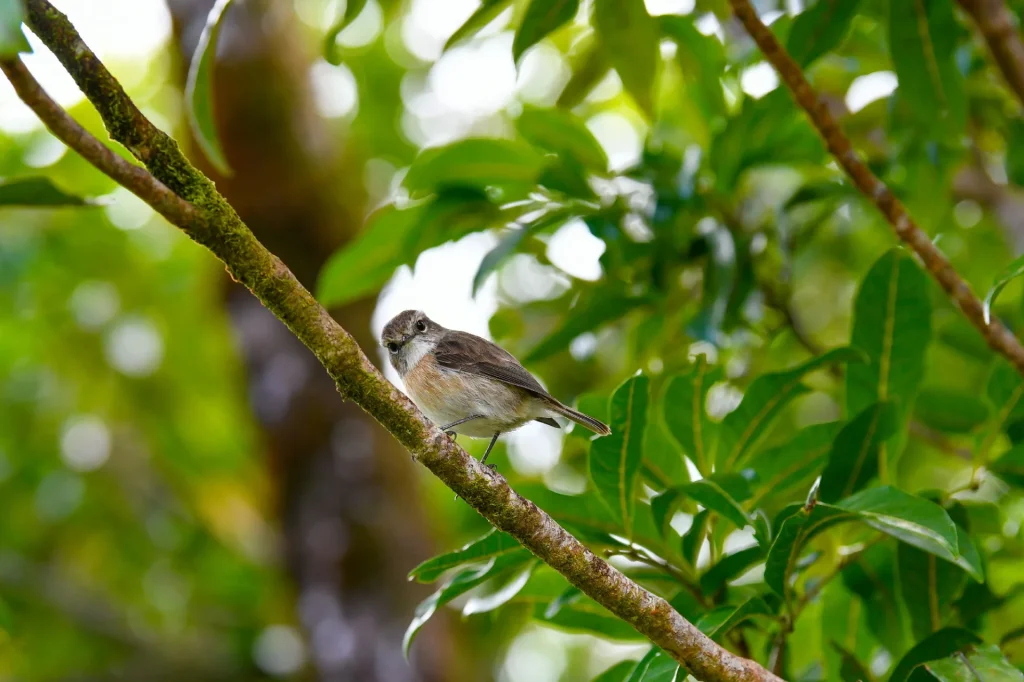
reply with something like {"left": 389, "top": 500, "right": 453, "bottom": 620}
{"left": 440, "top": 415, "right": 482, "bottom": 439}
{"left": 480, "top": 432, "right": 500, "bottom": 470}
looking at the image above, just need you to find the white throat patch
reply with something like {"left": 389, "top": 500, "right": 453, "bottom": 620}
{"left": 401, "top": 336, "right": 434, "bottom": 375}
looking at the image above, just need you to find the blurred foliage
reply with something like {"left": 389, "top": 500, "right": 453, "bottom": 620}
{"left": 6, "top": 0, "right": 1024, "bottom": 680}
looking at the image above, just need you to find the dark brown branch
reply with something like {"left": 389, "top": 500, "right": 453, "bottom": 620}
{"left": 728, "top": 0, "right": 1024, "bottom": 380}
{"left": 958, "top": 0, "right": 1024, "bottom": 108}
{"left": 5, "top": 3, "right": 782, "bottom": 680}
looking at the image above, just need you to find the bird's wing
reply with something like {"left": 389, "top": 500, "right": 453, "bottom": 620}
{"left": 434, "top": 331, "right": 553, "bottom": 400}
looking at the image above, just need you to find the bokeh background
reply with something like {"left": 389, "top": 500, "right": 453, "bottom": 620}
{"left": 3, "top": 0, "right": 1024, "bottom": 680}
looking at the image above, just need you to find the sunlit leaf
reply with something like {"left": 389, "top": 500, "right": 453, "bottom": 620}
{"left": 592, "top": 0, "right": 659, "bottom": 116}
{"left": 322, "top": 0, "right": 368, "bottom": 65}
{"left": 472, "top": 206, "right": 573, "bottom": 295}
{"left": 557, "top": 37, "right": 611, "bottom": 109}
{"left": 516, "top": 105, "right": 608, "bottom": 172}
{"left": 185, "top": 0, "right": 235, "bottom": 176}
{"left": 983, "top": 252, "right": 1024, "bottom": 324}
{"left": 445, "top": 0, "right": 513, "bottom": 51}
{"left": 818, "top": 402, "right": 900, "bottom": 502}
{"left": 462, "top": 560, "right": 538, "bottom": 615}
{"left": 524, "top": 292, "right": 651, "bottom": 363}
{"left": 747, "top": 422, "right": 841, "bottom": 509}
{"left": 0, "top": 177, "right": 95, "bottom": 207}
{"left": 590, "top": 375, "right": 649, "bottom": 531}
{"left": 513, "top": 0, "right": 579, "bottom": 64}
{"left": 717, "top": 347, "right": 865, "bottom": 470}
{"left": 991, "top": 443, "right": 1024, "bottom": 486}
{"left": 926, "top": 643, "right": 1024, "bottom": 682}
{"left": 409, "top": 529, "right": 521, "bottom": 583}
{"left": 593, "top": 660, "right": 639, "bottom": 682}
{"left": 0, "top": 0, "right": 29, "bottom": 58}
{"left": 699, "top": 546, "right": 763, "bottom": 595}
{"left": 679, "top": 478, "right": 749, "bottom": 530}
{"left": 898, "top": 541, "right": 968, "bottom": 641}
{"left": 643, "top": 418, "right": 688, "bottom": 491}
{"left": 659, "top": 15, "right": 726, "bottom": 121}
{"left": 696, "top": 596, "right": 775, "bottom": 641}
{"left": 889, "top": 0, "right": 965, "bottom": 135}
{"left": 889, "top": 628, "right": 982, "bottom": 682}
{"left": 786, "top": 0, "right": 861, "bottom": 67}
{"left": 625, "top": 648, "right": 680, "bottom": 682}
{"left": 662, "top": 356, "right": 722, "bottom": 474}
{"left": 403, "top": 138, "right": 546, "bottom": 195}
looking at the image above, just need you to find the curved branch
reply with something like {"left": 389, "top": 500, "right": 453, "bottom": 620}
{"left": 6, "top": 2, "right": 780, "bottom": 680}
{"left": 957, "top": 0, "right": 1024, "bottom": 108}
{"left": 728, "top": 0, "right": 1024, "bottom": 379}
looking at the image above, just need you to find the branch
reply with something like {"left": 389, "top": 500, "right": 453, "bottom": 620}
{"left": 728, "top": 0, "right": 1024, "bottom": 380}
{"left": 6, "top": 2, "right": 781, "bottom": 680}
{"left": 958, "top": 0, "right": 1024, "bottom": 108}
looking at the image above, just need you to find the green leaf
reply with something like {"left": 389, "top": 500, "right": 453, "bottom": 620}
{"left": 524, "top": 292, "right": 649, "bottom": 363}
{"left": 889, "top": 628, "right": 982, "bottom": 682}
{"left": 593, "top": 661, "right": 639, "bottom": 682}
{"left": 472, "top": 207, "right": 572, "bottom": 295}
{"left": 185, "top": 0, "right": 235, "bottom": 176}
{"left": 557, "top": 37, "right": 611, "bottom": 109}
{"left": 409, "top": 530, "right": 521, "bottom": 583}
{"left": 889, "top": 0, "right": 966, "bottom": 135}
{"left": 696, "top": 597, "right": 775, "bottom": 641}
{"left": 516, "top": 106, "right": 608, "bottom": 172}
{"left": 445, "top": 0, "right": 513, "bottom": 51}
{"left": 403, "top": 550, "right": 532, "bottom": 656}
{"left": 0, "top": 0, "right": 29, "bottom": 58}
{"left": 914, "top": 388, "right": 991, "bottom": 435}
{"left": 659, "top": 15, "right": 726, "bottom": 121}
{"left": 625, "top": 649, "right": 680, "bottom": 682}
{"left": 991, "top": 442, "right": 1024, "bottom": 486}
{"left": 323, "top": 0, "right": 368, "bottom": 65}
{"left": 897, "top": 541, "right": 968, "bottom": 641}
{"left": 984, "top": 252, "right": 1024, "bottom": 324}
{"left": 662, "top": 356, "right": 722, "bottom": 474}
{"left": 590, "top": 375, "right": 649, "bottom": 531}
{"left": 643, "top": 418, "right": 689, "bottom": 491}
{"left": 818, "top": 402, "right": 901, "bottom": 503}
{"left": 747, "top": 422, "right": 841, "bottom": 509}
{"left": 831, "top": 642, "right": 874, "bottom": 682}
{"left": 403, "top": 138, "right": 545, "bottom": 196}
{"left": 680, "top": 478, "right": 750, "bottom": 530}
{"left": 847, "top": 249, "right": 932, "bottom": 461}
{"left": 682, "top": 509, "right": 709, "bottom": 566}
{"left": 784, "top": 179, "right": 856, "bottom": 210}
{"left": 786, "top": 0, "right": 861, "bottom": 67}
{"left": 718, "top": 347, "right": 866, "bottom": 470}
{"left": 699, "top": 546, "right": 763, "bottom": 595}
{"left": 592, "top": 0, "right": 659, "bottom": 116}
{"left": 0, "top": 177, "right": 95, "bottom": 207}
{"left": 765, "top": 503, "right": 849, "bottom": 595}
{"left": 543, "top": 585, "right": 582, "bottom": 619}
{"left": 462, "top": 560, "right": 538, "bottom": 615}
{"left": 926, "top": 643, "right": 1024, "bottom": 682}
{"left": 513, "top": 0, "right": 579, "bottom": 64}
{"left": 987, "top": 359, "right": 1024, "bottom": 430}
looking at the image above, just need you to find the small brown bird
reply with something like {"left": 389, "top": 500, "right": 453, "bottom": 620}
{"left": 381, "top": 310, "right": 611, "bottom": 465}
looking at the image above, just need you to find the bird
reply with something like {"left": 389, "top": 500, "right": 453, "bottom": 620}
{"left": 380, "top": 310, "right": 611, "bottom": 466}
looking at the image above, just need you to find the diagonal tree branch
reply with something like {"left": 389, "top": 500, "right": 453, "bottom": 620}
{"left": 728, "top": 0, "right": 1024, "bottom": 380}
{"left": 5, "top": 2, "right": 780, "bottom": 680}
{"left": 957, "top": 0, "right": 1024, "bottom": 108}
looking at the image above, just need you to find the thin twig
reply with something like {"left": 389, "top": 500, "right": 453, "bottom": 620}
{"left": 958, "top": 0, "right": 1024, "bottom": 109}
{"left": 3, "top": 4, "right": 783, "bottom": 680}
{"left": 728, "top": 0, "right": 1024, "bottom": 380}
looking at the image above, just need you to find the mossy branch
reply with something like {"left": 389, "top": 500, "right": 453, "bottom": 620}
{"left": 958, "top": 0, "right": 1024, "bottom": 110}
{"left": 4, "top": 1, "right": 781, "bottom": 680}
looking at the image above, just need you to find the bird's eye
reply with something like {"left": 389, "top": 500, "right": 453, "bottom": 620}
{"left": 387, "top": 342, "right": 399, "bottom": 354}
{"left": 415, "top": 320, "right": 427, "bottom": 333}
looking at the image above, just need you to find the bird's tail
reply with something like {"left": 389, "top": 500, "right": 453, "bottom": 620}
{"left": 549, "top": 401, "right": 611, "bottom": 436}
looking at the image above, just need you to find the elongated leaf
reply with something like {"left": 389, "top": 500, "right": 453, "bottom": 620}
{"left": 818, "top": 402, "right": 900, "bottom": 502}
{"left": 516, "top": 106, "right": 608, "bottom": 172}
{"left": 409, "top": 530, "right": 521, "bottom": 582}
{"left": 846, "top": 249, "right": 932, "bottom": 464}
{"left": 985, "top": 252, "right": 1024, "bottom": 324}
{"left": 590, "top": 375, "right": 649, "bottom": 531}
{"left": 926, "top": 643, "right": 1024, "bottom": 682}
{"left": 323, "top": 0, "right": 368, "bottom": 65}
{"left": 696, "top": 597, "right": 774, "bottom": 641}
{"left": 681, "top": 479, "right": 749, "bottom": 530}
{"left": 403, "top": 550, "right": 532, "bottom": 656}
{"left": 831, "top": 642, "right": 873, "bottom": 682}
{"left": 0, "top": 0, "right": 28, "bottom": 58}
{"left": 473, "top": 207, "right": 572, "bottom": 294}
{"left": 786, "top": 0, "right": 861, "bottom": 67}
{"left": 525, "top": 293, "right": 650, "bottom": 363}
{"left": 765, "top": 503, "right": 849, "bottom": 595}
{"left": 625, "top": 649, "right": 679, "bottom": 682}
{"left": 682, "top": 509, "right": 709, "bottom": 566}
{"left": 0, "top": 177, "right": 94, "bottom": 207}
{"left": 987, "top": 359, "right": 1024, "bottom": 432}
{"left": 185, "top": 0, "right": 234, "bottom": 176}
{"left": 515, "top": 570, "right": 646, "bottom": 640}
{"left": 889, "top": 0, "right": 965, "bottom": 135}
{"left": 643, "top": 418, "right": 688, "bottom": 491}
{"left": 462, "top": 560, "right": 537, "bottom": 615}
{"left": 898, "top": 541, "right": 968, "bottom": 640}
{"left": 718, "top": 347, "right": 865, "bottom": 470}
{"left": 543, "top": 585, "right": 582, "bottom": 619}
{"left": 699, "top": 546, "right": 763, "bottom": 595}
{"left": 513, "top": 0, "right": 579, "bottom": 64}
{"left": 914, "top": 387, "right": 990, "bottom": 435}
{"left": 662, "top": 356, "right": 722, "bottom": 474}
{"left": 889, "top": 628, "right": 982, "bottom": 682}
{"left": 991, "top": 442, "right": 1024, "bottom": 486}
{"left": 659, "top": 15, "right": 726, "bottom": 121}
{"left": 557, "top": 37, "right": 611, "bottom": 109}
{"left": 593, "top": 661, "right": 639, "bottom": 682}
{"left": 592, "top": 0, "right": 659, "bottom": 116}
{"left": 445, "top": 0, "right": 513, "bottom": 51}
{"left": 747, "top": 422, "right": 841, "bottom": 509}
{"left": 403, "top": 138, "right": 545, "bottom": 195}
